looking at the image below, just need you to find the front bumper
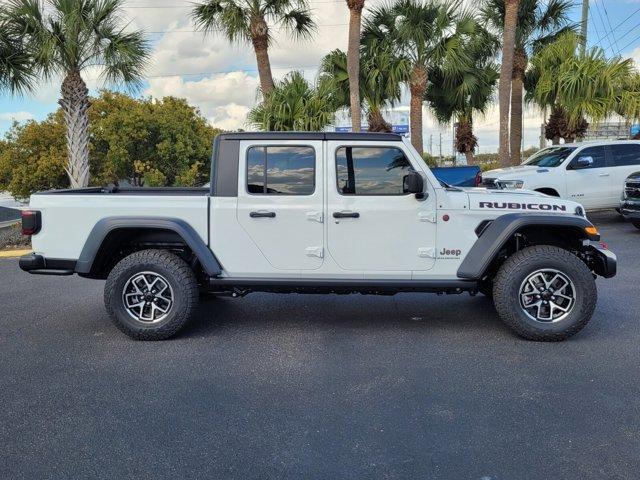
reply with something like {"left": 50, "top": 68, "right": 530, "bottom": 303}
{"left": 19, "top": 253, "right": 76, "bottom": 275}
{"left": 587, "top": 242, "right": 617, "bottom": 278}
{"left": 620, "top": 199, "right": 640, "bottom": 221}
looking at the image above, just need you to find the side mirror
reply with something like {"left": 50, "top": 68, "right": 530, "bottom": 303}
{"left": 575, "top": 156, "right": 594, "bottom": 169}
{"left": 404, "top": 171, "right": 425, "bottom": 198}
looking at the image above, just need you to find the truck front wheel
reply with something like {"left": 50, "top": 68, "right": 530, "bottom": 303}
{"left": 492, "top": 245, "right": 597, "bottom": 341}
{"left": 104, "top": 249, "right": 199, "bottom": 340}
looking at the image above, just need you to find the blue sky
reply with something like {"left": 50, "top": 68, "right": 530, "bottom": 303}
{"left": 1, "top": 0, "right": 639, "bottom": 154}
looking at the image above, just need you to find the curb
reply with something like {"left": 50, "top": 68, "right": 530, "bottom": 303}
{"left": 0, "top": 249, "right": 31, "bottom": 259}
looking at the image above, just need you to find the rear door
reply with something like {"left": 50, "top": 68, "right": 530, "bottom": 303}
{"left": 325, "top": 141, "right": 437, "bottom": 275}
{"left": 608, "top": 143, "right": 640, "bottom": 203}
{"left": 236, "top": 141, "right": 324, "bottom": 271}
{"left": 565, "top": 146, "right": 612, "bottom": 208}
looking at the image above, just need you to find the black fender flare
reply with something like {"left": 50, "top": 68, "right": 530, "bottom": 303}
{"left": 457, "top": 213, "right": 598, "bottom": 280}
{"left": 75, "top": 217, "right": 222, "bottom": 277}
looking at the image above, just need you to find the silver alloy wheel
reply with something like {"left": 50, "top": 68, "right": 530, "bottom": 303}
{"left": 122, "top": 271, "right": 174, "bottom": 323}
{"left": 519, "top": 269, "right": 576, "bottom": 323}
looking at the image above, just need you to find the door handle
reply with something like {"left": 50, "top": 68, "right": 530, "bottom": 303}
{"left": 250, "top": 211, "right": 276, "bottom": 218}
{"left": 333, "top": 211, "right": 360, "bottom": 219}
{"left": 598, "top": 173, "right": 610, "bottom": 177}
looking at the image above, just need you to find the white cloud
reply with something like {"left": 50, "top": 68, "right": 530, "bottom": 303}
{"left": 145, "top": 72, "right": 259, "bottom": 129}
{"left": 0, "top": 111, "right": 34, "bottom": 122}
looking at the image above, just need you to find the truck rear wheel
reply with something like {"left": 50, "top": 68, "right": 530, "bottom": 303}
{"left": 492, "top": 245, "right": 597, "bottom": 341}
{"left": 104, "top": 249, "right": 199, "bottom": 340}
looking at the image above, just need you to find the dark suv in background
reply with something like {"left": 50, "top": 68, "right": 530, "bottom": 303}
{"left": 621, "top": 172, "right": 640, "bottom": 229}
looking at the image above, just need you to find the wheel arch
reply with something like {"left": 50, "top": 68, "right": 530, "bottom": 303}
{"left": 75, "top": 217, "right": 221, "bottom": 279}
{"left": 458, "top": 213, "right": 598, "bottom": 280}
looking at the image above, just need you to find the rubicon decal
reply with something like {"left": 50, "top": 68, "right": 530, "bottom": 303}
{"left": 478, "top": 201, "right": 567, "bottom": 211}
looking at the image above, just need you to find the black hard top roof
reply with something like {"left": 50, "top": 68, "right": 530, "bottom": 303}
{"left": 217, "top": 131, "right": 403, "bottom": 141}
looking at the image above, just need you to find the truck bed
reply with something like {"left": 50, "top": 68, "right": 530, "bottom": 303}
{"left": 30, "top": 190, "right": 210, "bottom": 260}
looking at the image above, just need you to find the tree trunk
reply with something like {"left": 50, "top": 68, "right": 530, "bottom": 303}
{"left": 59, "top": 70, "right": 90, "bottom": 188}
{"left": 464, "top": 151, "right": 474, "bottom": 165}
{"left": 367, "top": 107, "right": 392, "bottom": 133}
{"left": 346, "top": 0, "right": 364, "bottom": 132}
{"left": 409, "top": 64, "right": 427, "bottom": 156}
{"left": 498, "top": 0, "right": 519, "bottom": 167}
{"left": 251, "top": 18, "right": 274, "bottom": 96}
{"left": 510, "top": 47, "right": 527, "bottom": 166}
{"left": 455, "top": 118, "right": 477, "bottom": 165}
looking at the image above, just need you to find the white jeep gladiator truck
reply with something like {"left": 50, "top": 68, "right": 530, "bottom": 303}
{"left": 19, "top": 132, "right": 617, "bottom": 341}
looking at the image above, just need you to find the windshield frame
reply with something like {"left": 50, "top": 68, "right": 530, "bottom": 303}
{"left": 522, "top": 146, "right": 576, "bottom": 168}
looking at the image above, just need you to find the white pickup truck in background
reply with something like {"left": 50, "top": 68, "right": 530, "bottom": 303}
{"left": 19, "top": 132, "right": 617, "bottom": 341}
{"left": 481, "top": 140, "right": 640, "bottom": 210}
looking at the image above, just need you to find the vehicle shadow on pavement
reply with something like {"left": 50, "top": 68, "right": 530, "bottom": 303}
{"left": 179, "top": 293, "right": 506, "bottom": 340}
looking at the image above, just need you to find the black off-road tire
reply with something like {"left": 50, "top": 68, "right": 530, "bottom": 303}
{"left": 493, "top": 245, "right": 597, "bottom": 341}
{"left": 104, "top": 249, "right": 199, "bottom": 340}
{"left": 633, "top": 221, "right": 640, "bottom": 230}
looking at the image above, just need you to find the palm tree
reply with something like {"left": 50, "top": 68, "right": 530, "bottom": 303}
{"left": 0, "top": 0, "right": 149, "bottom": 188}
{"left": 362, "top": 0, "right": 475, "bottom": 155}
{"left": 247, "top": 71, "right": 337, "bottom": 130}
{"left": 0, "top": 30, "right": 34, "bottom": 94}
{"left": 425, "top": 28, "right": 499, "bottom": 164}
{"left": 192, "top": 0, "right": 315, "bottom": 96}
{"left": 527, "top": 31, "right": 640, "bottom": 143}
{"left": 346, "top": 0, "right": 365, "bottom": 132}
{"left": 319, "top": 46, "right": 410, "bottom": 132}
{"left": 497, "top": 0, "right": 519, "bottom": 167}
{"left": 482, "top": 0, "right": 573, "bottom": 164}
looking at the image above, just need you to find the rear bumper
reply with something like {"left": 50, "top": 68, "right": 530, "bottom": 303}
{"left": 19, "top": 253, "right": 76, "bottom": 276}
{"left": 587, "top": 243, "right": 617, "bottom": 279}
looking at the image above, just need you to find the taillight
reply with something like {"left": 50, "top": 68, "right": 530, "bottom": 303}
{"left": 475, "top": 171, "right": 482, "bottom": 187}
{"left": 21, "top": 210, "right": 41, "bottom": 236}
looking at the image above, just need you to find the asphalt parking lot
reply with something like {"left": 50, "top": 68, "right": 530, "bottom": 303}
{"left": 1, "top": 211, "right": 638, "bottom": 480}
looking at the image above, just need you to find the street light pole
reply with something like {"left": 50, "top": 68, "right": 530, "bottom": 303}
{"left": 580, "top": 0, "right": 589, "bottom": 55}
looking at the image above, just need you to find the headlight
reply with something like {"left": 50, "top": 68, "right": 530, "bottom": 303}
{"left": 496, "top": 180, "right": 524, "bottom": 189}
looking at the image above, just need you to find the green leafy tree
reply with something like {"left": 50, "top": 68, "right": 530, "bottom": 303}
{"left": 0, "top": 114, "right": 69, "bottom": 199}
{"left": 247, "top": 71, "right": 337, "bottom": 131}
{"left": 362, "top": 0, "right": 475, "bottom": 155}
{"left": 191, "top": 0, "right": 315, "bottom": 96}
{"left": 482, "top": 0, "right": 574, "bottom": 164}
{"left": 319, "top": 47, "right": 410, "bottom": 132}
{"left": 0, "top": 91, "right": 221, "bottom": 198}
{"left": 0, "top": 0, "right": 150, "bottom": 188}
{"left": 527, "top": 32, "right": 640, "bottom": 143}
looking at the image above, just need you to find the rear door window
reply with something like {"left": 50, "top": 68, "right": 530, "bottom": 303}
{"left": 247, "top": 146, "right": 315, "bottom": 195}
{"left": 611, "top": 144, "right": 640, "bottom": 167}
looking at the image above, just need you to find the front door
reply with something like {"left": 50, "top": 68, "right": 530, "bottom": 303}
{"left": 565, "top": 146, "right": 611, "bottom": 209}
{"left": 237, "top": 140, "right": 324, "bottom": 270}
{"left": 326, "top": 141, "right": 437, "bottom": 273}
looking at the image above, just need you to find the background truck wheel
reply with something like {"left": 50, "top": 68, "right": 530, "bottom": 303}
{"left": 492, "top": 245, "right": 597, "bottom": 341}
{"left": 104, "top": 249, "right": 199, "bottom": 340}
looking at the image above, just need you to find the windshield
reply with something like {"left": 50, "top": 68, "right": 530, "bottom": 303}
{"left": 523, "top": 147, "right": 576, "bottom": 167}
